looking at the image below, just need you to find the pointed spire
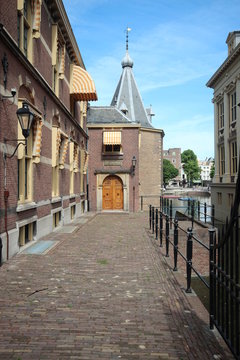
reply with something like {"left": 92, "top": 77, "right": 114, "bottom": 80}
{"left": 126, "top": 27, "right": 131, "bottom": 51}
{"left": 121, "top": 27, "right": 133, "bottom": 68}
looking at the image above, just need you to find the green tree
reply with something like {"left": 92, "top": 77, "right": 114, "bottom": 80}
{"left": 181, "top": 149, "right": 201, "bottom": 183}
{"left": 210, "top": 161, "right": 215, "bottom": 179}
{"left": 163, "top": 159, "right": 179, "bottom": 185}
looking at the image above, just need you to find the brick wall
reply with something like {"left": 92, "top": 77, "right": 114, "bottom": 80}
{"left": 88, "top": 127, "right": 139, "bottom": 211}
{"left": 139, "top": 129, "right": 163, "bottom": 200}
{"left": 0, "top": 4, "right": 88, "bottom": 254}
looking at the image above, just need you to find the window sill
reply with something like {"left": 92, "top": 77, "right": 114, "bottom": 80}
{"left": 51, "top": 196, "right": 61, "bottom": 204}
{"left": 16, "top": 202, "right": 37, "bottom": 213}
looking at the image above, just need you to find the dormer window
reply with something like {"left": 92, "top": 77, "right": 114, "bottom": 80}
{"left": 120, "top": 102, "right": 128, "bottom": 115}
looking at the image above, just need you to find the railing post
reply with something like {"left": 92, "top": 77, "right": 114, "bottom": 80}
{"left": 141, "top": 196, "right": 143, "bottom": 211}
{"left": 166, "top": 199, "right": 169, "bottom": 215}
{"left": 209, "top": 228, "right": 216, "bottom": 330}
{"left": 170, "top": 200, "right": 173, "bottom": 229}
{"left": 173, "top": 219, "right": 178, "bottom": 271}
{"left": 155, "top": 208, "right": 158, "bottom": 240}
{"left": 0, "top": 238, "right": 2, "bottom": 266}
{"left": 159, "top": 211, "right": 163, "bottom": 247}
{"left": 211, "top": 204, "right": 215, "bottom": 227}
{"left": 198, "top": 201, "right": 200, "bottom": 221}
{"left": 160, "top": 196, "right": 162, "bottom": 212}
{"left": 204, "top": 202, "right": 207, "bottom": 223}
{"left": 149, "top": 205, "right": 152, "bottom": 230}
{"left": 152, "top": 206, "right": 155, "bottom": 234}
{"left": 186, "top": 227, "right": 193, "bottom": 293}
{"left": 188, "top": 199, "right": 191, "bottom": 216}
{"left": 191, "top": 200, "right": 195, "bottom": 229}
{"left": 165, "top": 215, "right": 169, "bottom": 257}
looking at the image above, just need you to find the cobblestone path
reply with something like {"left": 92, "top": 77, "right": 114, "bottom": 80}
{"left": 0, "top": 212, "right": 233, "bottom": 359}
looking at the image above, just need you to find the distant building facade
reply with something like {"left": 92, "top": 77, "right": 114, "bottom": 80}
{"left": 88, "top": 39, "right": 164, "bottom": 211}
{"left": 163, "top": 148, "right": 181, "bottom": 184}
{"left": 207, "top": 31, "right": 240, "bottom": 221}
{"left": 198, "top": 158, "right": 214, "bottom": 182}
{"left": 0, "top": 0, "right": 97, "bottom": 261}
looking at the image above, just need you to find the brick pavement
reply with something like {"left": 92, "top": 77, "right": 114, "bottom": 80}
{"left": 0, "top": 212, "right": 233, "bottom": 360}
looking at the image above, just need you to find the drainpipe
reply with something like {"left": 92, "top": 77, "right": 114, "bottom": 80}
{"left": 3, "top": 151, "right": 9, "bottom": 260}
{"left": 4, "top": 189, "right": 9, "bottom": 260}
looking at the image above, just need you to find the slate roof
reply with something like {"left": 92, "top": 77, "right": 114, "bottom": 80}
{"left": 87, "top": 106, "right": 133, "bottom": 124}
{"left": 87, "top": 49, "right": 153, "bottom": 129}
{"left": 111, "top": 51, "right": 153, "bottom": 128}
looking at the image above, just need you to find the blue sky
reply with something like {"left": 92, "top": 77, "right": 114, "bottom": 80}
{"left": 63, "top": 0, "right": 240, "bottom": 160}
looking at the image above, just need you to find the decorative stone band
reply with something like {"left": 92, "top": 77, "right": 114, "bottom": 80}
{"left": 83, "top": 151, "right": 89, "bottom": 174}
{"left": 59, "top": 135, "right": 69, "bottom": 169}
{"left": 31, "top": 0, "right": 42, "bottom": 34}
{"left": 32, "top": 118, "right": 43, "bottom": 161}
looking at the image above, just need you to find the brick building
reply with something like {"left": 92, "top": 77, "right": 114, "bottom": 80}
{"left": 87, "top": 34, "right": 164, "bottom": 211}
{"left": 163, "top": 148, "right": 182, "bottom": 184}
{"left": 0, "top": 0, "right": 97, "bottom": 261}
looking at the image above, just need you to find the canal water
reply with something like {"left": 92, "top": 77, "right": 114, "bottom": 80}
{"left": 164, "top": 194, "right": 211, "bottom": 222}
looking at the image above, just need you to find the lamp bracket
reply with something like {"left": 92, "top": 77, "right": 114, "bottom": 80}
{"left": 1, "top": 88, "right": 17, "bottom": 102}
{"left": 3, "top": 138, "right": 27, "bottom": 159}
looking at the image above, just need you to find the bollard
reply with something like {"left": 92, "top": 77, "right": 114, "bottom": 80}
{"left": 173, "top": 219, "right": 178, "bottom": 271}
{"left": 165, "top": 215, "right": 169, "bottom": 257}
{"left": 141, "top": 196, "right": 143, "bottom": 211}
{"left": 0, "top": 238, "right": 2, "bottom": 266}
{"left": 159, "top": 211, "right": 163, "bottom": 247}
{"left": 149, "top": 205, "right": 152, "bottom": 230}
{"left": 155, "top": 208, "right": 158, "bottom": 240}
{"left": 152, "top": 206, "right": 155, "bottom": 234}
{"left": 209, "top": 228, "right": 216, "bottom": 330}
{"left": 186, "top": 227, "right": 193, "bottom": 293}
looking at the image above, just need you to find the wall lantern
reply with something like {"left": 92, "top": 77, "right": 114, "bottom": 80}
{"left": 132, "top": 155, "right": 137, "bottom": 176}
{"left": 16, "top": 102, "right": 34, "bottom": 139}
{"left": 4, "top": 102, "right": 34, "bottom": 160}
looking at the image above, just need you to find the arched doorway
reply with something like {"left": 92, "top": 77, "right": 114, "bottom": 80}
{"left": 102, "top": 176, "right": 123, "bottom": 210}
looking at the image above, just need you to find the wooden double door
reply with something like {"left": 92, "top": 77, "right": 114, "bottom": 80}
{"left": 102, "top": 176, "right": 123, "bottom": 210}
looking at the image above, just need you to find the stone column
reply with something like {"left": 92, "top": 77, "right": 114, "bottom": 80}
{"left": 236, "top": 78, "right": 240, "bottom": 174}
{"left": 213, "top": 100, "right": 220, "bottom": 183}
{"left": 223, "top": 92, "right": 231, "bottom": 183}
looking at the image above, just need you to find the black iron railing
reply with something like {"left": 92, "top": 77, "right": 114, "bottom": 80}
{"left": 159, "top": 196, "right": 226, "bottom": 229}
{"left": 149, "top": 166, "right": 240, "bottom": 359}
{"left": 149, "top": 205, "right": 210, "bottom": 294}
